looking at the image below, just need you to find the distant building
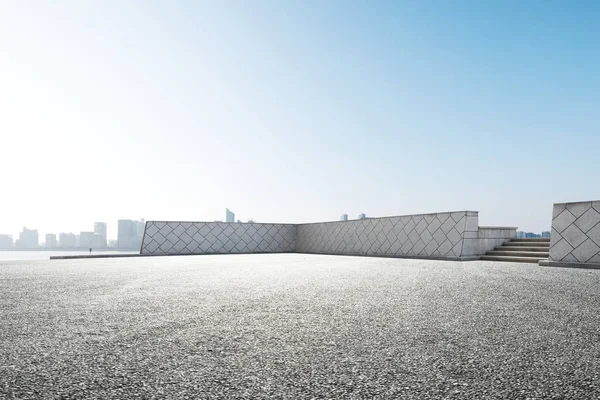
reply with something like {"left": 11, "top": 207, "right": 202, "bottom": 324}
{"left": 15, "top": 227, "right": 38, "bottom": 249}
{"left": 59, "top": 233, "right": 77, "bottom": 248}
{"left": 79, "top": 232, "right": 95, "bottom": 248}
{"left": 58, "top": 233, "right": 77, "bottom": 249}
{"left": 357, "top": 213, "right": 366, "bottom": 220}
{"left": 92, "top": 234, "right": 106, "bottom": 248}
{"left": 341, "top": 214, "right": 348, "bottom": 221}
{"left": 118, "top": 220, "right": 133, "bottom": 249}
{"left": 226, "top": 208, "right": 235, "bottom": 223}
{"left": 525, "top": 232, "right": 541, "bottom": 238}
{"left": 108, "top": 239, "right": 117, "bottom": 248}
{"left": 118, "top": 219, "right": 144, "bottom": 249}
{"left": 94, "top": 222, "right": 107, "bottom": 247}
{"left": 0, "top": 234, "right": 13, "bottom": 249}
{"left": 45, "top": 234, "right": 57, "bottom": 248}
{"left": 133, "top": 220, "right": 145, "bottom": 247}
{"left": 518, "top": 231, "right": 544, "bottom": 239}
{"left": 237, "top": 220, "right": 242, "bottom": 223}
{"left": 542, "top": 231, "right": 551, "bottom": 238}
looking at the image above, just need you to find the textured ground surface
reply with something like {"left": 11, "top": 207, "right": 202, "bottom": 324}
{"left": 1, "top": 254, "right": 600, "bottom": 399}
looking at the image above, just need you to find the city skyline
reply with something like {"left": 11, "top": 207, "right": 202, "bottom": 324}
{"left": 1, "top": 2, "right": 598, "bottom": 236}
{"left": 0, "top": 218, "right": 144, "bottom": 249}
{"left": 0, "top": 210, "right": 556, "bottom": 247}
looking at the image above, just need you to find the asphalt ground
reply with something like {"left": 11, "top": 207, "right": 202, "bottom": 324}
{"left": 1, "top": 254, "right": 600, "bottom": 399}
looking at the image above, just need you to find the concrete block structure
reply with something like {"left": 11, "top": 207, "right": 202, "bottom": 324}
{"left": 470, "top": 226, "right": 518, "bottom": 255}
{"left": 296, "top": 211, "right": 477, "bottom": 260}
{"left": 141, "top": 221, "right": 296, "bottom": 255}
{"left": 540, "top": 200, "right": 600, "bottom": 269}
{"left": 140, "top": 210, "right": 516, "bottom": 260}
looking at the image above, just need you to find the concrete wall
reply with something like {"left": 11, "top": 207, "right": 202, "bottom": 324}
{"left": 473, "top": 227, "right": 517, "bottom": 255}
{"left": 296, "top": 211, "right": 479, "bottom": 260}
{"left": 542, "top": 201, "right": 600, "bottom": 268}
{"left": 140, "top": 221, "right": 296, "bottom": 256}
{"left": 140, "top": 211, "right": 512, "bottom": 261}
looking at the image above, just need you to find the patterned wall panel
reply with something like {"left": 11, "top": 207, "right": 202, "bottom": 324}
{"left": 296, "top": 212, "right": 471, "bottom": 259}
{"left": 549, "top": 201, "right": 600, "bottom": 264}
{"left": 140, "top": 221, "right": 297, "bottom": 256}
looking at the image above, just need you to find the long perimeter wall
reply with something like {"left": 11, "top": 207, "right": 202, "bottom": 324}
{"left": 141, "top": 221, "right": 296, "bottom": 256}
{"left": 296, "top": 211, "right": 479, "bottom": 260}
{"left": 141, "top": 211, "right": 487, "bottom": 260}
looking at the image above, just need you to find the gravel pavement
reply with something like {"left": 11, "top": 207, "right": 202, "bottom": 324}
{"left": 1, "top": 254, "right": 600, "bottom": 399}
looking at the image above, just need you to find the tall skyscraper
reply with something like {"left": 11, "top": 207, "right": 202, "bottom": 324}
{"left": 133, "top": 220, "right": 145, "bottom": 249}
{"left": 118, "top": 219, "right": 134, "bottom": 249}
{"left": 226, "top": 208, "right": 235, "bottom": 223}
{"left": 94, "top": 222, "right": 107, "bottom": 246}
{"left": 0, "top": 234, "right": 13, "bottom": 249}
{"left": 340, "top": 214, "right": 348, "bottom": 221}
{"left": 59, "top": 233, "right": 77, "bottom": 248}
{"left": 45, "top": 234, "right": 57, "bottom": 248}
{"left": 79, "top": 232, "right": 95, "bottom": 248}
{"left": 118, "top": 219, "right": 145, "bottom": 249}
{"left": 357, "top": 213, "right": 366, "bottom": 220}
{"left": 15, "top": 227, "right": 39, "bottom": 249}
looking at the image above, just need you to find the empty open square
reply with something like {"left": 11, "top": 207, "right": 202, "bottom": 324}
{"left": 2, "top": 254, "right": 600, "bottom": 399}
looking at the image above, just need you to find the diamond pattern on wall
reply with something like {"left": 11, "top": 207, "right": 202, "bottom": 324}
{"left": 296, "top": 212, "right": 469, "bottom": 258}
{"left": 141, "top": 222, "right": 296, "bottom": 256}
{"left": 549, "top": 201, "right": 600, "bottom": 264}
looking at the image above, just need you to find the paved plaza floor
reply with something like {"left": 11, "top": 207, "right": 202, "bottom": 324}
{"left": 1, "top": 254, "right": 600, "bottom": 399}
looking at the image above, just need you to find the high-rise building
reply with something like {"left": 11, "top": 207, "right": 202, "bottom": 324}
{"left": 0, "top": 234, "right": 13, "bottom": 249}
{"left": 226, "top": 208, "right": 235, "bottom": 223}
{"left": 79, "top": 232, "right": 95, "bottom": 248}
{"left": 525, "top": 232, "right": 541, "bottom": 238}
{"left": 357, "top": 213, "right": 366, "bottom": 220}
{"left": 118, "top": 219, "right": 134, "bottom": 249}
{"left": 341, "top": 214, "right": 348, "bottom": 221}
{"left": 94, "top": 222, "right": 107, "bottom": 247}
{"left": 542, "top": 231, "right": 551, "bottom": 238}
{"left": 45, "top": 234, "right": 57, "bottom": 248}
{"left": 59, "top": 233, "right": 77, "bottom": 248}
{"left": 15, "top": 227, "right": 39, "bottom": 249}
{"left": 133, "top": 219, "right": 145, "bottom": 249}
{"left": 118, "top": 219, "right": 145, "bottom": 249}
{"left": 92, "top": 234, "right": 106, "bottom": 248}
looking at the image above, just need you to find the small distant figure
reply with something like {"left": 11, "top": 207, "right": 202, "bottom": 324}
{"left": 89, "top": 248, "right": 92, "bottom": 255}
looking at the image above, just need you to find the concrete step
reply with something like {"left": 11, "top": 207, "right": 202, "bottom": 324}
{"left": 480, "top": 255, "right": 547, "bottom": 263}
{"left": 494, "top": 245, "right": 549, "bottom": 252}
{"left": 486, "top": 250, "right": 550, "bottom": 257}
{"left": 502, "top": 242, "right": 550, "bottom": 248}
{"left": 509, "top": 238, "right": 551, "bottom": 243}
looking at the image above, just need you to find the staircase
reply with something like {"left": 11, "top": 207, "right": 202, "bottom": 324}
{"left": 480, "top": 238, "right": 550, "bottom": 263}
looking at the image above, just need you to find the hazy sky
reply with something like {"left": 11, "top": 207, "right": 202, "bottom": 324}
{"left": 1, "top": 1, "right": 598, "bottom": 239}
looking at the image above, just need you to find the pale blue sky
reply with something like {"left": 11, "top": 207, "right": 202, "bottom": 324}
{"left": 1, "top": 1, "right": 598, "bottom": 239}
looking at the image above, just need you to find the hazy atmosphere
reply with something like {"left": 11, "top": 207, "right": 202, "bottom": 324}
{"left": 1, "top": 1, "right": 598, "bottom": 239}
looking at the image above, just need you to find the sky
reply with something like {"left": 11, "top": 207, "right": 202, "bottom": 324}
{"left": 0, "top": 0, "right": 598, "bottom": 240}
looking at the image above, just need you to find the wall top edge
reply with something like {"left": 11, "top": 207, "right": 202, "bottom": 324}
{"left": 297, "top": 210, "right": 479, "bottom": 226}
{"left": 478, "top": 226, "right": 518, "bottom": 230}
{"left": 145, "top": 211, "right": 480, "bottom": 227}
{"left": 146, "top": 220, "right": 297, "bottom": 226}
{"left": 554, "top": 200, "right": 600, "bottom": 206}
